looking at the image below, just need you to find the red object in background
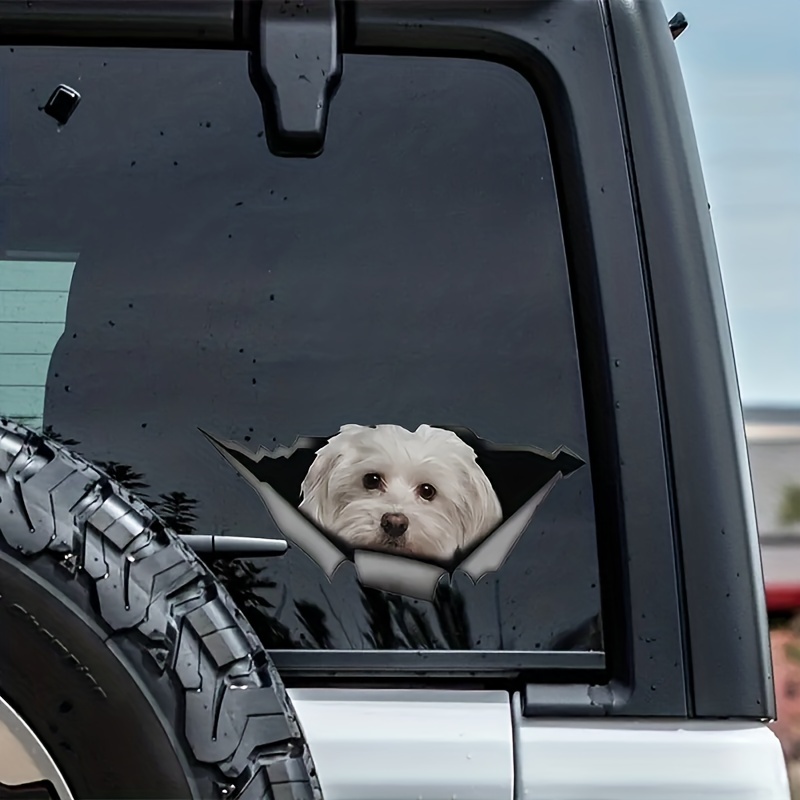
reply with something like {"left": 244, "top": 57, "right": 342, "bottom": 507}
{"left": 770, "top": 628, "right": 800, "bottom": 761}
{"left": 767, "top": 585, "right": 800, "bottom": 614}
{"left": 760, "top": 540, "right": 800, "bottom": 614}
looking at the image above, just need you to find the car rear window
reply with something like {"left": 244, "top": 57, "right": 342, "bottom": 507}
{"left": 0, "top": 46, "right": 601, "bottom": 656}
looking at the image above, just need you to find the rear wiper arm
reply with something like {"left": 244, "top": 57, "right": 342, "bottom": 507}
{"left": 179, "top": 534, "right": 288, "bottom": 558}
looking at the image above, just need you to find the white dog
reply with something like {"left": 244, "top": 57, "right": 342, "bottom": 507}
{"left": 298, "top": 424, "right": 503, "bottom": 562}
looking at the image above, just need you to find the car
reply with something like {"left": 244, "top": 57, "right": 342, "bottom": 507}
{"left": 0, "top": 0, "right": 790, "bottom": 798}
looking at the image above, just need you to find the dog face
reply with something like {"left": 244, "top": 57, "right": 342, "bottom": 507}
{"left": 298, "top": 424, "right": 503, "bottom": 562}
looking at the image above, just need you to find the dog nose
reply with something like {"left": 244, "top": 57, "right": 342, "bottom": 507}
{"left": 380, "top": 512, "right": 409, "bottom": 538}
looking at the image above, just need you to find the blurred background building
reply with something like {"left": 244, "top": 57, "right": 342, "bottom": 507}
{"left": 748, "top": 407, "right": 800, "bottom": 612}
{"left": 747, "top": 407, "right": 800, "bottom": 791}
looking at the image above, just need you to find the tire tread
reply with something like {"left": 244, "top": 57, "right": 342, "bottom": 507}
{"left": 0, "top": 420, "right": 319, "bottom": 800}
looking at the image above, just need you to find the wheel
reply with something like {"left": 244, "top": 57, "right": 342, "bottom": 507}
{"left": 0, "top": 419, "right": 320, "bottom": 800}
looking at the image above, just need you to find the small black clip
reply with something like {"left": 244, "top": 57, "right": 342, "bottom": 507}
{"left": 42, "top": 84, "right": 81, "bottom": 126}
{"left": 669, "top": 12, "right": 689, "bottom": 40}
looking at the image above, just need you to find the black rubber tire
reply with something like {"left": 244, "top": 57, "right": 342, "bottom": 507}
{"left": 0, "top": 420, "right": 320, "bottom": 800}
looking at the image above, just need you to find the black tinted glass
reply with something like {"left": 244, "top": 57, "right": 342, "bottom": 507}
{"left": 0, "top": 47, "right": 601, "bottom": 653}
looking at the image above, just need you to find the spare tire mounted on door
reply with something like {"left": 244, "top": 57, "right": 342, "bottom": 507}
{"left": 0, "top": 419, "right": 319, "bottom": 800}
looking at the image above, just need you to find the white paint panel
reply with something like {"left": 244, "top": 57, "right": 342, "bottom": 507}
{"left": 515, "top": 713, "right": 790, "bottom": 800}
{"left": 288, "top": 688, "right": 514, "bottom": 800}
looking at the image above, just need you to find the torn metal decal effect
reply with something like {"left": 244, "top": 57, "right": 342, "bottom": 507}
{"left": 202, "top": 425, "right": 585, "bottom": 601}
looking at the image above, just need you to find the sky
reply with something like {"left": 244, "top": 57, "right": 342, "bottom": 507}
{"left": 668, "top": 0, "right": 800, "bottom": 407}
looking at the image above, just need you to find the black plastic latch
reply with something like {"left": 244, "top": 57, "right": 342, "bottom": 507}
{"left": 248, "top": 0, "right": 343, "bottom": 158}
{"left": 42, "top": 84, "right": 81, "bottom": 126}
{"left": 523, "top": 680, "right": 629, "bottom": 717}
{"left": 669, "top": 12, "right": 689, "bottom": 40}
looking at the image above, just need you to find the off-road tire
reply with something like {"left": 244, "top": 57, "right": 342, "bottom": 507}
{"left": 0, "top": 419, "right": 320, "bottom": 800}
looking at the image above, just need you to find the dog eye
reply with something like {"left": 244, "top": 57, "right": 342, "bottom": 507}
{"left": 362, "top": 473, "right": 383, "bottom": 490}
{"left": 418, "top": 483, "right": 437, "bottom": 501}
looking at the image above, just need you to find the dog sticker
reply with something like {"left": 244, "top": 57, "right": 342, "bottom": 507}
{"left": 299, "top": 424, "right": 503, "bottom": 562}
{"left": 201, "top": 424, "right": 585, "bottom": 600}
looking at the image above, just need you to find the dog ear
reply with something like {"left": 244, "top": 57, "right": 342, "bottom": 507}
{"left": 299, "top": 444, "right": 343, "bottom": 525}
{"left": 337, "top": 423, "right": 367, "bottom": 436}
{"left": 459, "top": 466, "right": 504, "bottom": 548}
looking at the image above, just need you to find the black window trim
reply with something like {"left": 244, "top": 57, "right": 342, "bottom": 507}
{"left": 607, "top": 0, "right": 774, "bottom": 720}
{"left": 0, "top": 0, "right": 695, "bottom": 717}
{"left": 273, "top": 650, "right": 606, "bottom": 681}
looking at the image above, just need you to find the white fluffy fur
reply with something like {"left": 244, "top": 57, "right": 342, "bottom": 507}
{"left": 299, "top": 424, "right": 503, "bottom": 562}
